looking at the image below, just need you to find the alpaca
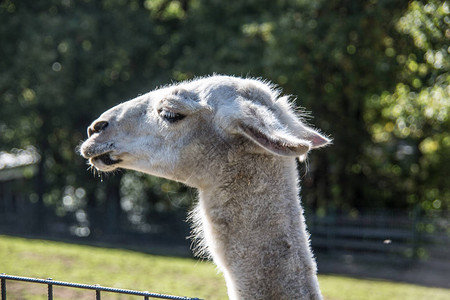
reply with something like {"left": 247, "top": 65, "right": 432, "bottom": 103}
{"left": 80, "top": 75, "right": 330, "bottom": 300}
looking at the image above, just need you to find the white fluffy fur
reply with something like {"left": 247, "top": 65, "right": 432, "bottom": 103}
{"left": 80, "top": 75, "right": 329, "bottom": 299}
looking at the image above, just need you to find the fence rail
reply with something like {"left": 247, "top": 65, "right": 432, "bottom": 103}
{"left": 0, "top": 274, "right": 202, "bottom": 300}
{"left": 306, "top": 211, "right": 450, "bottom": 265}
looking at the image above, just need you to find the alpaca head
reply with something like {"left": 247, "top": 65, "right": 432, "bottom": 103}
{"left": 80, "top": 76, "right": 330, "bottom": 188}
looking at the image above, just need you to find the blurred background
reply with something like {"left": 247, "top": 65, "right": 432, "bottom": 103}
{"left": 0, "top": 0, "right": 449, "bottom": 290}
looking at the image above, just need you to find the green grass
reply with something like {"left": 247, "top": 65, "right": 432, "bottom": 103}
{"left": 0, "top": 235, "right": 449, "bottom": 300}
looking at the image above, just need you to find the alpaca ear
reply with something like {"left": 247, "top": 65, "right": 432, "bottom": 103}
{"left": 235, "top": 103, "right": 329, "bottom": 157}
{"left": 238, "top": 121, "right": 311, "bottom": 157}
{"left": 300, "top": 126, "right": 331, "bottom": 149}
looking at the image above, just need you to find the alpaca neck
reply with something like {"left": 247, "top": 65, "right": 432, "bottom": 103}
{"left": 196, "top": 155, "right": 322, "bottom": 300}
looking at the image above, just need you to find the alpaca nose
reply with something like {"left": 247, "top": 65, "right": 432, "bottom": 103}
{"left": 88, "top": 120, "right": 109, "bottom": 137}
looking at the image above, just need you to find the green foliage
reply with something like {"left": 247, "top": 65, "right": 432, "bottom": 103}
{"left": 0, "top": 0, "right": 448, "bottom": 234}
{"left": 0, "top": 0, "right": 186, "bottom": 232}
{"left": 364, "top": 0, "right": 450, "bottom": 213}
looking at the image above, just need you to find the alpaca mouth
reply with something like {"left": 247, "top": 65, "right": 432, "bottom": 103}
{"left": 91, "top": 152, "right": 122, "bottom": 166}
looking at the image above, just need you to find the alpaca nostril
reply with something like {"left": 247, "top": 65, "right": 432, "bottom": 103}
{"left": 88, "top": 121, "right": 109, "bottom": 137}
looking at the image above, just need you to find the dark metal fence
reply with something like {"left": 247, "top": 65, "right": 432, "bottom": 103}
{"left": 308, "top": 210, "right": 450, "bottom": 264}
{"left": 0, "top": 274, "right": 202, "bottom": 300}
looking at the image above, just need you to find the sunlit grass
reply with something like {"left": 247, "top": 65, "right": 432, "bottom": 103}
{"left": 0, "top": 235, "right": 225, "bottom": 299}
{"left": 319, "top": 275, "right": 450, "bottom": 300}
{"left": 1, "top": 235, "right": 449, "bottom": 300}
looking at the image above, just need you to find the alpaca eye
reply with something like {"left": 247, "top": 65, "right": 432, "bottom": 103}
{"left": 159, "top": 109, "right": 185, "bottom": 123}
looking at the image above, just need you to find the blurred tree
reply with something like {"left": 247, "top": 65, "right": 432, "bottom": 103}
{"left": 0, "top": 0, "right": 186, "bottom": 235}
{"left": 0, "top": 0, "right": 448, "bottom": 240}
{"left": 365, "top": 0, "right": 449, "bottom": 214}
{"left": 174, "top": 0, "right": 449, "bottom": 215}
{"left": 256, "top": 0, "right": 411, "bottom": 213}
{"left": 173, "top": 0, "right": 415, "bottom": 213}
